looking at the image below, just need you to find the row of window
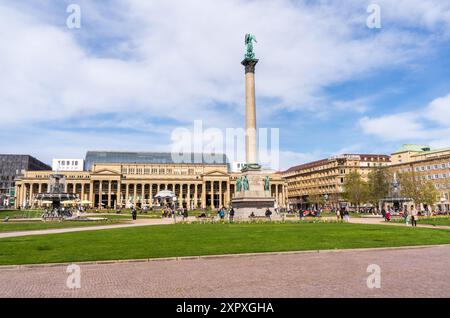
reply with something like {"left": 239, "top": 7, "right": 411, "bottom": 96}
{"left": 122, "top": 167, "right": 196, "bottom": 175}
{"left": 418, "top": 173, "right": 450, "bottom": 181}
{"left": 415, "top": 163, "right": 450, "bottom": 172}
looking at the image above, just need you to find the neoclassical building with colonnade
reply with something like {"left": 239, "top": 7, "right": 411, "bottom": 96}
{"left": 14, "top": 152, "right": 288, "bottom": 210}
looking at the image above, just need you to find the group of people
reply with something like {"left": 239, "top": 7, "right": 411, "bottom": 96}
{"left": 379, "top": 205, "right": 420, "bottom": 227}
{"left": 217, "top": 207, "right": 236, "bottom": 222}
{"left": 336, "top": 207, "right": 350, "bottom": 222}
{"left": 381, "top": 205, "right": 419, "bottom": 226}
{"left": 289, "top": 208, "right": 323, "bottom": 218}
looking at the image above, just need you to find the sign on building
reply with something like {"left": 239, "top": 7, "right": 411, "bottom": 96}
{"left": 52, "top": 159, "right": 84, "bottom": 172}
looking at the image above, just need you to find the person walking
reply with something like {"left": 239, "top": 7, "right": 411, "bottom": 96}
{"left": 403, "top": 208, "right": 410, "bottom": 225}
{"left": 339, "top": 207, "right": 345, "bottom": 222}
{"left": 381, "top": 206, "right": 387, "bottom": 221}
{"left": 171, "top": 208, "right": 176, "bottom": 223}
{"left": 410, "top": 205, "right": 418, "bottom": 227}
{"left": 218, "top": 207, "right": 225, "bottom": 221}
{"left": 182, "top": 207, "right": 188, "bottom": 221}
{"left": 343, "top": 208, "right": 350, "bottom": 222}
{"left": 299, "top": 209, "right": 304, "bottom": 221}
{"left": 131, "top": 207, "right": 137, "bottom": 221}
{"left": 229, "top": 207, "right": 235, "bottom": 223}
{"left": 336, "top": 208, "right": 340, "bottom": 221}
{"left": 265, "top": 208, "right": 272, "bottom": 221}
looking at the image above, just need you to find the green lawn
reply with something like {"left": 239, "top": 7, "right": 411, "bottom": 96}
{"left": 0, "top": 219, "right": 124, "bottom": 233}
{"left": 0, "top": 210, "right": 43, "bottom": 219}
{"left": 0, "top": 222, "right": 449, "bottom": 266}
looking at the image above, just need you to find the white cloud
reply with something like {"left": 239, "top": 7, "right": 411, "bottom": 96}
{"left": 1, "top": 0, "right": 449, "bottom": 163}
{"left": 0, "top": 0, "right": 441, "bottom": 127}
{"left": 359, "top": 93, "right": 450, "bottom": 145}
{"left": 425, "top": 94, "right": 450, "bottom": 125}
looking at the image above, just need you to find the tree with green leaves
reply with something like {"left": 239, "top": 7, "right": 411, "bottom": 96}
{"left": 342, "top": 171, "right": 369, "bottom": 213}
{"left": 398, "top": 172, "right": 422, "bottom": 208}
{"left": 308, "top": 191, "right": 325, "bottom": 210}
{"left": 398, "top": 172, "right": 439, "bottom": 210}
{"left": 367, "top": 167, "right": 391, "bottom": 213}
{"left": 420, "top": 181, "right": 439, "bottom": 213}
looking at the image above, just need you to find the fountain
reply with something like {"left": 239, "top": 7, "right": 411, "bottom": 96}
{"left": 35, "top": 174, "right": 78, "bottom": 214}
{"left": 380, "top": 173, "right": 411, "bottom": 212}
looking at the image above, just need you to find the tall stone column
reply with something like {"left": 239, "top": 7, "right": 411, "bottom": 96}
{"left": 89, "top": 181, "right": 94, "bottom": 208}
{"left": 15, "top": 185, "right": 21, "bottom": 208}
{"left": 210, "top": 181, "right": 215, "bottom": 209}
{"left": 187, "top": 184, "right": 191, "bottom": 210}
{"left": 99, "top": 181, "right": 103, "bottom": 209}
{"left": 149, "top": 184, "right": 153, "bottom": 207}
{"left": 275, "top": 184, "right": 279, "bottom": 206}
{"left": 81, "top": 183, "right": 85, "bottom": 201}
{"left": 194, "top": 184, "right": 198, "bottom": 209}
{"left": 201, "top": 182, "right": 206, "bottom": 209}
{"left": 226, "top": 181, "right": 231, "bottom": 207}
{"left": 29, "top": 183, "right": 33, "bottom": 206}
{"left": 133, "top": 183, "right": 137, "bottom": 207}
{"left": 218, "top": 181, "right": 222, "bottom": 208}
{"left": 108, "top": 181, "right": 112, "bottom": 208}
{"left": 178, "top": 184, "right": 182, "bottom": 206}
{"left": 125, "top": 183, "right": 129, "bottom": 207}
{"left": 241, "top": 58, "right": 259, "bottom": 164}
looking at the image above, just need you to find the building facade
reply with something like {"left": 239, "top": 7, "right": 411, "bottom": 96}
{"left": 283, "top": 154, "right": 390, "bottom": 209}
{"left": 0, "top": 154, "right": 51, "bottom": 207}
{"left": 390, "top": 145, "right": 450, "bottom": 212}
{"left": 14, "top": 152, "right": 287, "bottom": 210}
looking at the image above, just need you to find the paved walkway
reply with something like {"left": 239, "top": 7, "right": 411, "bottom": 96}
{"left": 347, "top": 217, "right": 450, "bottom": 230}
{"left": 0, "top": 218, "right": 175, "bottom": 239}
{"left": 1, "top": 245, "right": 449, "bottom": 298}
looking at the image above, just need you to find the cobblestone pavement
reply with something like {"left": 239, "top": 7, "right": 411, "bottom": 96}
{"left": 1, "top": 245, "right": 449, "bottom": 298}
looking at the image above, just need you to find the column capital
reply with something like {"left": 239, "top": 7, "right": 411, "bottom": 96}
{"left": 241, "top": 58, "right": 259, "bottom": 74}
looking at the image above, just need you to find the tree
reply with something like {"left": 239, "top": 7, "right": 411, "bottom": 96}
{"left": 342, "top": 171, "right": 369, "bottom": 212}
{"left": 398, "top": 172, "right": 439, "bottom": 210}
{"left": 420, "top": 181, "right": 439, "bottom": 212}
{"left": 398, "top": 172, "right": 422, "bottom": 208}
{"left": 308, "top": 190, "right": 325, "bottom": 210}
{"left": 367, "top": 167, "right": 391, "bottom": 212}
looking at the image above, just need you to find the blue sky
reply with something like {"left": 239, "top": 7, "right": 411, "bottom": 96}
{"left": 1, "top": 0, "right": 450, "bottom": 170}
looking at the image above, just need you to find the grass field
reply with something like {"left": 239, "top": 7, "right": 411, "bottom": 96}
{"left": 0, "top": 219, "right": 124, "bottom": 233}
{"left": 0, "top": 210, "right": 43, "bottom": 219}
{"left": 0, "top": 222, "right": 449, "bottom": 266}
